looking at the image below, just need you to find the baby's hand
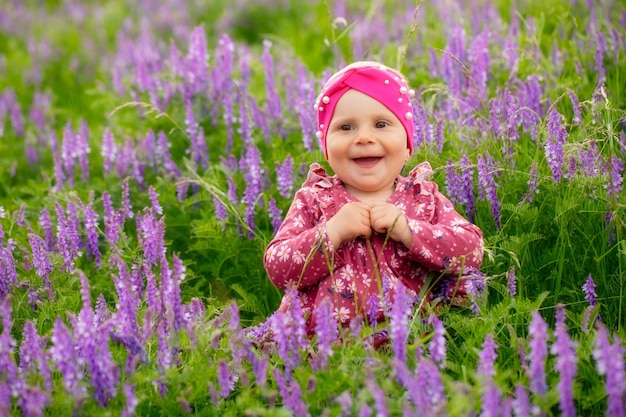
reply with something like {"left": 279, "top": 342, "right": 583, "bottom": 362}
{"left": 326, "top": 202, "right": 372, "bottom": 249}
{"left": 369, "top": 202, "right": 413, "bottom": 248}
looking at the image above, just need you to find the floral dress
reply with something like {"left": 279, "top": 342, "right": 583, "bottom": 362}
{"left": 264, "top": 162, "right": 484, "bottom": 336}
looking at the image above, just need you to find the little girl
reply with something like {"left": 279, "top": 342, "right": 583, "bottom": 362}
{"left": 264, "top": 61, "right": 484, "bottom": 337}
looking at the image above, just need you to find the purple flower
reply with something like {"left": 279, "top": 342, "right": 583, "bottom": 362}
{"left": 54, "top": 203, "right": 79, "bottom": 273}
{"left": 271, "top": 290, "right": 307, "bottom": 380}
{"left": 240, "top": 144, "right": 264, "bottom": 237}
{"left": 604, "top": 156, "right": 624, "bottom": 201}
{"left": 155, "top": 131, "right": 181, "bottom": 178}
{"left": 38, "top": 208, "right": 55, "bottom": 251}
{"left": 48, "top": 317, "right": 86, "bottom": 399}
{"left": 102, "top": 192, "right": 122, "bottom": 248}
{"left": 545, "top": 109, "right": 568, "bottom": 183}
{"left": 273, "top": 368, "right": 309, "bottom": 416}
{"left": 459, "top": 154, "right": 477, "bottom": 222}
{"left": 578, "top": 141, "right": 600, "bottom": 178}
{"left": 0, "top": 296, "right": 18, "bottom": 391}
{"left": 477, "top": 152, "right": 501, "bottom": 228}
{"left": 262, "top": 40, "right": 282, "bottom": 131}
{"left": 121, "top": 383, "right": 138, "bottom": 417}
{"left": 217, "top": 359, "right": 238, "bottom": 398}
{"left": 366, "top": 371, "right": 389, "bottom": 417}
{"left": 276, "top": 155, "right": 294, "bottom": 199}
{"left": 27, "top": 233, "right": 53, "bottom": 299}
{"left": 102, "top": 128, "right": 117, "bottom": 175}
{"left": 478, "top": 333, "right": 498, "bottom": 377}
{"left": 513, "top": 384, "right": 532, "bottom": 417}
{"left": 121, "top": 177, "right": 133, "bottom": 220}
{"left": 593, "top": 323, "right": 626, "bottom": 417}
{"left": 582, "top": 274, "right": 597, "bottom": 307}
{"left": 1, "top": 239, "right": 19, "bottom": 299}
{"left": 137, "top": 211, "right": 165, "bottom": 267}
{"left": 312, "top": 298, "right": 339, "bottom": 370}
{"left": 429, "top": 316, "right": 447, "bottom": 368}
{"left": 81, "top": 198, "right": 102, "bottom": 269}
{"left": 17, "top": 385, "right": 51, "bottom": 417}
{"left": 567, "top": 89, "right": 582, "bottom": 125}
{"left": 389, "top": 284, "right": 411, "bottom": 364}
{"left": 551, "top": 304, "right": 577, "bottom": 417}
{"left": 521, "top": 161, "right": 539, "bottom": 203}
{"left": 267, "top": 198, "right": 283, "bottom": 235}
{"left": 445, "top": 159, "right": 462, "bottom": 206}
{"left": 507, "top": 266, "right": 517, "bottom": 297}
{"left": 184, "top": 25, "right": 209, "bottom": 94}
{"left": 527, "top": 311, "right": 548, "bottom": 396}
{"left": 19, "top": 321, "right": 52, "bottom": 391}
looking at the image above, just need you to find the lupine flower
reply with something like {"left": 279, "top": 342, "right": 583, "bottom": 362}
{"left": 366, "top": 371, "right": 389, "bottom": 417}
{"left": 54, "top": 203, "right": 78, "bottom": 273}
{"left": 0, "top": 296, "right": 18, "bottom": 392}
{"left": 276, "top": 155, "right": 294, "bottom": 199}
{"left": 274, "top": 368, "right": 309, "bottom": 416}
{"left": 262, "top": 40, "right": 282, "bottom": 132}
{"left": 48, "top": 317, "right": 86, "bottom": 399}
{"left": 593, "top": 324, "right": 625, "bottom": 417}
{"left": 445, "top": 159, "right": 462, "bottom": 206}
{"left": 271, "top": 290, "right": 307, "bottom": 380}
{"left": 468, "top": 28, "right": 491, "bottom": 101}
{"left": 507, "top": 266, "right": 517, "bottom": 297}
{"left": 435, "top": 119, "right": 445, "bottom": 152}
{"left": 390, "top": 284, "right": 411, "bottom": 364}
{"left": 527, "top": 311, "right": 548, "bottom": 396}
{"left": 17, "top": 385, "right": 51, "bottom": 417}
{"left": 38, "top": 208, "right": 55, "bottom": 251}
{"left": 582, "top": 274, "right": 597, "bottom": 307}
{"left": 1, "top": 239, "right": 19, "bottom": 299}
{"left": 184, "top": 25, "right": 209, "bottom": 94}
{"left": 102, "top": 128, "right": 117, "bottom": 175}
{"left": 567, "top": 89, "right": 582, "bottom": 125}
{"left": 155, "top": 131, "right": 181, "bottom": 178}
{"left": 513, "top": 383, "right": 532, "bottom": 417}
{"left": 578, "top": 141, "right": 600, "bottom": 177}
{"left": 459, "top": 154, "right": 476, "bottom": 222}
{"left": 73, "top": 271, "right": 119, "bottom": 406}
{"left": 429, "top": 316, "right": 447, "bottom": 368}
{"left": 121, "top": 383, "right": 138, "bottom": 417}
{"left": 102, "top": 192, "right": 121, "bottom": 248}
{"left": 137, "top": 210, "right": 165, "bottom": 267}
{"left": 604, "top": 156, "right": 624, "bottom": 201}
{"left": 81, "top": 197, "right": 102, "bottom": 268}
{"left": 121, "top": 176, "right": 133, "bottom": 220}
{"left": 477, "top": 152, "right": 501, "bottom": 228}
{"left": 267, "top": 198, "right": 283, "bottom": 235}
{"left": 27, "top": 233, "right": 53, "bottom": 299}
{"left": 551, "top": 304, "right": 577, "bottom": 417}
{"left": 545, "top": 109, "right": 568, "bottom": 182}
{"left": 241, "top": 143, "right": 263, "bottom": 237}
{"left": 217, "top": 359, "right": 238, "bottom": 398}
{"left": 521, "top": 161, "right": 539, "bottom": 203}
{"left": 312, "top": 297, "right": 339, "bottom": 370}
{"left": 478, "top": 333, "right": 498, "bottom": 377}
{"left": 19, "top": 321, "right": 52, "bottom": 391}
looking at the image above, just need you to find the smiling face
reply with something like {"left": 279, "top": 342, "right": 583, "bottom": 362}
{"left": 326, "top": 89, "right": 409, "bottom": 201}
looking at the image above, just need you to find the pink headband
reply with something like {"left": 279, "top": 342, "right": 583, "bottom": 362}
{"left": 314, "top": 63, "right": 416, "bottom": 158}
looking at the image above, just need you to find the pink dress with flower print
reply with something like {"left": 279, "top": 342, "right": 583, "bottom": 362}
{"left": 264, "top": 162, "right": 484, "bottom": 335}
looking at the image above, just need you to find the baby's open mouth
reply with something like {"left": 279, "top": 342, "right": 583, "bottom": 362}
{"left": 353, "top": 157, "right": 382, "bottom": 167}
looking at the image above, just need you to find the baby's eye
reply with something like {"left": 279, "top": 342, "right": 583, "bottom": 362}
{"left": 375, "top": 121, "right": 390, "bottom": 128}
{"left": 339, "top": 124, "right": 354, "bottom": 131}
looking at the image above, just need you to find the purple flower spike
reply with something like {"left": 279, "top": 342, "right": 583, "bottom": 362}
{"left": 545, "top": 109, "right": 568, "bottom": 183}
{"left": 27, "top": 233, "right": 53, "bottom": 298}
{"left": 389, "top": 284, "right": 411, "bottom": 364}
{"left": 477, "top": 152, "right": 500, "bottom": 228}
{"left": 551, "top": 304, "right": 578, "bottom": 417}
{"left": 593, "top": 323, "right": 625, "bottom": 417}
{"left": 429, "top": 316, "right": 447, "bottom": 368}
{"left": 48, "top": 317, "right": 86, "bottom": 399}
{"left": 478, "top": 333, "right": 498, "bottom": 377}
{"left": 313, "top": 298, "right": 339, "bottom": 370}
{"left": 0, "top": 296, "right": 18, "bottom": 391}
{"left": 507, "top": 266, "right": 517, "bottom": 298}
{"left": 527, "top": 311, "right": 548, "bottom": 397}
{"left": 276, "top": 155, "right": 294, "bottom": 199}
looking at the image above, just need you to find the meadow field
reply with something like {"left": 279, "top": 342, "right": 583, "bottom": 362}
{"left": 0, "top": 0, "right": 625, "bottom": 415}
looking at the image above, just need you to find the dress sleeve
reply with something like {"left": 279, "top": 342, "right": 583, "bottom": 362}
{"left": 403, "top": 180, "right": 484, "bottom": 275}
{"left": 263, "top": 186, "right": 337, "bottom": 291}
